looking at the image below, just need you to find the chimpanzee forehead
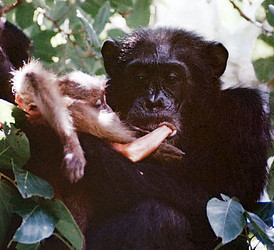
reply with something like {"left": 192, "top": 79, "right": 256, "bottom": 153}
{"left": 119, "top": 28, "right": 202, "bottom": 63}
{"left": 120, "top": 38, "right": 176, "bottom": 63}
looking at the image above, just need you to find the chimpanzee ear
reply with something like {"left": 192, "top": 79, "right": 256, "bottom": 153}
{"left": 205, "top": 42, "right": 228, "bottom": 78}
{"left": 101, "top": 40, "right": 121, "bottom": 77}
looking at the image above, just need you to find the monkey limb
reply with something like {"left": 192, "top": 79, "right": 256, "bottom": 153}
{"left": 111, "top": 124, "right": 175, "bottom": 162}
{"left": 12, "top": 61, "right": 86, "bottom": 182}
{"left": 12, "top": 61, "right": 183, "bottom": 182}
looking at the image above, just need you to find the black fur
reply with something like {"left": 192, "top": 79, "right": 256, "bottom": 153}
{"left": 0, "top": 21, "right": 31, "bottom": 69}
{"left": 0, "top": 20, "right": 31, "bottom": 103}
{"left": 2, "top": 27, "right": 270, "bottom": 249}
{"left": 82, "top": 28, "right": 270, "bottom": 249}
{"left": 0, "top": 47, "right": 14, "bottom": 102}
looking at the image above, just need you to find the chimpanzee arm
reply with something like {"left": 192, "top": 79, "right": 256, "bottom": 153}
{"left": 78, "top": 133, "right": 209, "bottom": 217}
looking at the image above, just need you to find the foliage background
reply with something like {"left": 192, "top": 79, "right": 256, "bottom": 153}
{"left": 1, "top": 0, "right": 154, "bottom": 75}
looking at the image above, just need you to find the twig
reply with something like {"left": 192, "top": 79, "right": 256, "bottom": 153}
{"left": 52, "top": 232, "right": 73, "bottom": 249}
{"left": 0, "top": 172, "right": 17, "bottom": 188}
{"left": 0, "top": 0, "right": 23, "bottom": 17}
{"left": 228, "top": 0, "right": 273, "bottom": 34}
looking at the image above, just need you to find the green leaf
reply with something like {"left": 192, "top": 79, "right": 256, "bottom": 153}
{"left": 15, "top": 1, "right": 35, "bottom": 29}
{"left": 77, "top": 8, "right": 100, "bottom": 48}
{"left": 32, "top": 30, "right": 57, "bottom": 63}
{"left": 80, "top": 0, "right": 101, "bottom": 17}
{"left": 110, "top": 0, "right": 133, "bottom": 13}
{"left": 253, "top": 201, "right": 274, "bottom": 227}
{"left": 2, "top": 0, "right": 17, "bottom": 6}
{"left": 93, "top": 1, "right": 111, "bottom": 35}
{"left": 0, "top": 99, "right": 28, "bottom": 127}
{"left": 40, "top": 199, "right": 83, "bottom": 250}
{"left": 0, "top": 129, "right": 12, "bottom": 169}
{"left": 206, "top": 195, "right": 246, "bottom": 244}
{"left": 246, "top": 211, "right": 274, "bottom": 248}
{"left": 1, "top": 123, "right": 30, "bottom": 168}
{"left": 11, "top": 198, "right": 55, "bottom": 244}
{"left": 258, "top": 34, "right": 274, "bottom": 48}
{"left": 107, "top": 28, "right": 126, "bottom": 39}
{"left": 0, "top": 154, "right": 13, "bottom": 169}
{"left": 262, "top": 0, "right": 274, "bottom": 26}
{"left": 45, "top": 0, "right": 55, "bottom": 9}
{"left": 0, "top": 180, "right": 20, "bottom": 245}
{"left": 126, "top": 0, "right": 151, "bottom": 29}
{"left": 47, "top": 1, "right": 70, "bottom": 22}
{"left": 16, "top": 242, "right": 41, "bottom": 250}
{"left": 253, "top": 56, "right": 274, "bottom": 83}
{"left": 12, "top": 164, "right": 54, "bottom": 199}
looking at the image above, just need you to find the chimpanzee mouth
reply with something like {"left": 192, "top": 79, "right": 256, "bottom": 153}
{"left": 128, "top": 121, "right": 178, "bottom": 138}
{"left": 126, "top": 111, "right": 180, "bottom": 138}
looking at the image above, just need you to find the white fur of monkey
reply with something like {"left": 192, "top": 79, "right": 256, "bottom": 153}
{"left": 12, "top": 60, "right": 134, "bottom": 182}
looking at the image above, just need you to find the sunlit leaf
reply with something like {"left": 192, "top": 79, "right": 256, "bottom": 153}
{"left": 40, "top": 199, "right": 83, "bottom": 250}
{"left": 206, "top": 195, "right": 246, "bottom": 244}
{"left": 126, "top": 0, "right": 151, "bottom": 28}
{"left": 0, "top": 99, "right": 28, "bottom": 127}
{"left": 246, "top": 211, "right": 274, "bottom": 247}
{"left": 11, "top": 198, "right": 55, "bottom": 244}
{"left": 77, "top": 8, "right": 100, "bottom": 48}
{"left": 262, "top": 0, "right": 274, "bottom": 26}
{"left": 12, "top": 164, "right": 54, "bottom": 199}
{"left": 93, "top": 1, "right": 111, "bottom": 35}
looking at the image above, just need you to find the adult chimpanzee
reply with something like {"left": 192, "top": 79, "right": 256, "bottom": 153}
{"left": 74, "top": 27, "right": 270, "bottom": 249}
{"left": 5, "top": 27, "right": 270, "bottom": 249}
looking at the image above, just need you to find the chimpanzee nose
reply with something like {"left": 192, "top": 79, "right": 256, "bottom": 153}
{"left": 143, "top": 93, "right": 166, "bottom": 112}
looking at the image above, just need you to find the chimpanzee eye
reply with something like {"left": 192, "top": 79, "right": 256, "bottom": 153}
{"left": 167, "top": 72, "right": 178, "bottom": 82}
{"left": 133, "top": 73, "right": 147, "bottom": 83}
{"left": 136, "top": 74, "right": 146, "bottom": 81}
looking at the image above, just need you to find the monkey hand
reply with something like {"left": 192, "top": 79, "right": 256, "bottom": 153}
{"left": 62, "top": 145, "right": 86, "bottom": 183}
{"left": 111, "top": 124, "right": 181, "bottom": 162}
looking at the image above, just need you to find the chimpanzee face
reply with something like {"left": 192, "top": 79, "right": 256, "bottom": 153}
{"left": 102, "top": 28, "right": 228, "bottom": 135}
{"left": 122, "top": 58, "right": 188, "bottom": 132}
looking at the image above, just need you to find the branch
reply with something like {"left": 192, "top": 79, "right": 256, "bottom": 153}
{"left": 228, "top": 0, "right": 273, "bottom": 34}
{"left": 0, "top": 0, "right": 23, "bottom": 17}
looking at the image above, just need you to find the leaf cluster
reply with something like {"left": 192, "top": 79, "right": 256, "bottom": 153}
{"left": 252, "top": 0, "right": 274, "bottom": 84}
{"left": 0, "top": 99, "right": 82, "bottom": 250}
{"left": 1, "top": 0, "right": 153, "bottom": 75}
{"left": 207, "top": 194, "right": 274, "bottom": 250}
